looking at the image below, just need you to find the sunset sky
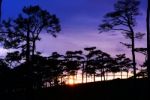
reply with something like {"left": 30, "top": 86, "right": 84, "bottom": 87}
{"left": 0, "top": 0, "right": 147, "bottom": 65}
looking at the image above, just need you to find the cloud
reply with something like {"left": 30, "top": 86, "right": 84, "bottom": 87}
{"left": 37, "top": 31, "right": 125, "bottom": 55}
{"left": 0, "top": 48, "right": 9, "bottom": 57}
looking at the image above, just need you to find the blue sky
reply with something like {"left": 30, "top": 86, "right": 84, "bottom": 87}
{"left": 0, "top": 0, "right": 147, "bottom": 64}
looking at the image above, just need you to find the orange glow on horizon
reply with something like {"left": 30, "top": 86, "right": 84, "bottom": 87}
{"left": 66, "top": 76, "right": 75, "bottom": 85}
{"left": 64, "top": 71, "right": 133, "bottom": 85}
{"left": 68, "top": 79, "right": 74, "bottom": 85}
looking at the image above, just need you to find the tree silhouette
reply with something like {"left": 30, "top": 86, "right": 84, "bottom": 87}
{"left": 0, "top": 5, "right": 61, "bottom": 63}
{"left": 70, "top": 50, "right": 85, "bottom": 83}
{"left": 46, "top": 52, "right": 64, "bottom": 86}
{"left": 104, "top": 56, "right": 114, "bottom": 80}
{"left": 115, "top": 54, "right": 132, "bottom": 79}
{"left": 30, "top": 54, "right": 48, "bottom": 88}
{"left": 147, "top": 0, "right": 150, "bottom": 79}
{"left": 98, "top": 0, "right": 143, "bottom": 79}
{"left": 101, "top": 51, "right": 113, "bottom": 81}
{"left": 63, "top": 51, "right": 81, "bottom": 84}
{"left": 109, "top": 59, "right": 120, "bottom": 79}
{"left": 84, "top": 47, "right": 96, "bottom": 82}
{"left": 5, "top": 51, "right": 22, "bottom": 68}
{"left": 134, "top": 48, "right": 147, "bottom": 55}
{"left": 85, "top": 59, "right": 96, "bottom": 82}
{"left": 0, "top": 58, "right": 9, "bottom": 75}
{"left": 0, "top": 58, "right": 10, "bottom": 92}
{"left": 116, "top": 54, "right": 124, "bottom": 78}
{"left": 85, "top": 49, "right": 111, "bottom": 82}
{"left": 0, "top": 0, "right": 2, "bottom": 21}
{"left": 134, "top": 48, "right": 147, "bottom": 78}
{"left": 74, "top": 50, "right": 84, "bottom": 83}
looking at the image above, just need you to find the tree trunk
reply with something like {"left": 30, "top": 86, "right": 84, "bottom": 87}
{"left": 82, "top": 72, "right": 84, "bottom": 83}
{"left": 32, "top": 40, "right": 36, "bottom": 56}
{"left": 31, "top": 40, "right": 36, "bottom": 63}
{"left": 121, "top": 70, "right": 122, "bottom": 79}
{"left": 26, "top": 22, "right": 30, "bottom": 63}
{"left": 82, "top": 63, "right": 84, "bottom": 83}
{"left": 101, "top": 69, "right": 103, "bottom": 81}
{"left": 104, "top": 73, "right": 105, "bottom": 81}
{"left": 126, "top": 14, "right": 137, "bottom": 79}
{"left": 131, "top": 36, "right": 136, "bottom": 79}
{"left": 76, "top": 73, "right": 77, "bottom": 82}
{"left": 94, "top": 73, "right": 95, "bottom": 82}
{"left": 68, "top": 75, "right": 70, "bottom": 84}
{"left": 101, "top": 74, "right": 102, "bottom": 81}
{"left": 60, "top": 76, "right": 63, "bottom": 85}
{"left": 86, "top": 73, "right": 87, "bottom": 83}
{"left": 147, "top": 0, "right": 150, "bottom": 80}
{"left": 106, "top": 72, "right": 108, "bottom": 81}
{"left": 73, "top": 75, "right": 75, "bottom": 84}
{"left": 103, "top": 69, "right": 105, "bottom": 81}
{"left": 113, "top": 73, "right": 115, "bottom": 79}
{"left": 0, "top": 0, "right": 2, "bottom": 21}
{"left": 50, "top": 81, "right": 52, "bottom": 87}
{"left": 128, "top": 24, "right": 136, "bottom": 79}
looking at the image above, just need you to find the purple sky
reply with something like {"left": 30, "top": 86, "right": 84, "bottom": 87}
{"left": 0, "top": 0, "right": 147, "bottom": 64}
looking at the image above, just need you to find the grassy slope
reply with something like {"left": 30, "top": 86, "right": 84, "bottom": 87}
{"left": 2, "top": 79, "right": 149, "bottom": 100}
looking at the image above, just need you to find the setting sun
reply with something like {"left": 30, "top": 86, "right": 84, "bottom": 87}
{"left": 68, "top": 79, "right": 74, "bottom": 85}
{"left": 67, "top": 76, "right": 75, "bottom": 85}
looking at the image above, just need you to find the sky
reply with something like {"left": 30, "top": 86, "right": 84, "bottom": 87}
{"left": 0, "top": 0, "right": 147, "bottom": 64}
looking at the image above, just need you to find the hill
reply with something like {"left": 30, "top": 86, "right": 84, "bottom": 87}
{"left": 1, "top": 79, "right": 149, "bottom": 100}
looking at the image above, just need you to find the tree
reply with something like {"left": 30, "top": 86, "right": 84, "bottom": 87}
{"left": 0, "top": 0, "right": 2, "bottom": 21}
{"left": 5, "top": 51, "right": 22, "bottom": 68}
{"left": 115, "top": 54, "right": 132, "bottom": 79}
{"left": 63, "top": 51, "right": 81, "bottom": 84}
{"left": 46, "top": 52, "right": 64, "bottom": 86}
{"left": 99, "top": 51, "right": 112, "bottom": 81}
{"left": 98, "top": 0, "right": 143, "bottom": 79}
{"left": 84, "top": 47, "right": 96, "bottom": 82}
{"left": 147, "top": 0, "right": 150, "bottom": 79}
{"left": 72, "top": 50, "right": 85, "bottom": 83}
{"left": 12, "top": 54, "right": 47, "bottom": 89}
{"left": 0, "top": 58, "right": 9, "bottom": 91}
{"left": 0, "top": 5, "right": 61, "bottom": 63}
{"left": 0, "top": 58, "right": 9, "bottom": 76}
{"left": 134, "top": 48, "right": 147, "bottom": 78}
{"left": 74, "top": 50, "right": 84, "bottom": 83}
{"left": 85, "top": 49, "right": 112, "bottom": 82}
{"left": 110, "top": 61, "right": 120, "bottom": 79}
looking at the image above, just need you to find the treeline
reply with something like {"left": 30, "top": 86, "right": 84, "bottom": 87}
{"left": 0, "top": 46, "right": 147, "bottom": 91}
{"left": 0, "top": 0, "right": 148, "bottom": 94}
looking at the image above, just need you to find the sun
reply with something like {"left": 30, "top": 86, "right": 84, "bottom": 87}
{"left": 68, "top": 78, "right": 74, "bottom": 85}
{"left": 67, "top": 76, "right": 75, "bottom": 85}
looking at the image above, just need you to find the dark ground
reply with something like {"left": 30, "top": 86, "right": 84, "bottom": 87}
{"left": 0, "top": 79, "right": 149, "bottom": 100}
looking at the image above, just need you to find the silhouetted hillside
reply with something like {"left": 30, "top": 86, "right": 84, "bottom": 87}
{"left": 0, "top": 79, "right": 148, "bottom": 100}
